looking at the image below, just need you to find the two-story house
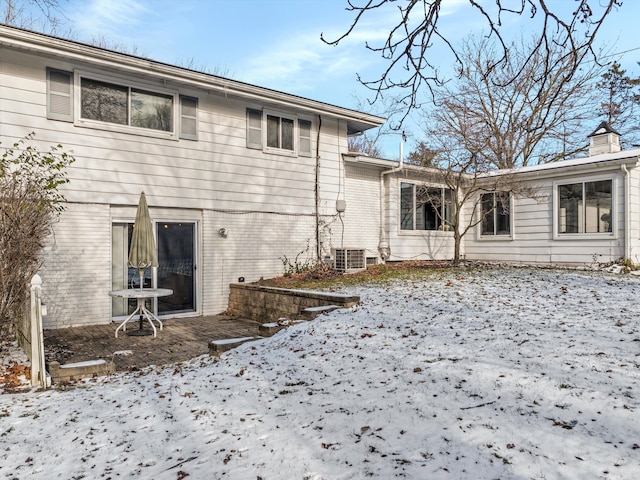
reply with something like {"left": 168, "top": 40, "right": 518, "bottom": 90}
{"left": 0, "top": 25, "right": 384, "bottom": 329}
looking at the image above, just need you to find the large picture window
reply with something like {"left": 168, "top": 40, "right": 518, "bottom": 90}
{"left": 481, "top": 192, "right": 511, "bottom": 236}
{"left": 401, "top": 183, "right": 453, "bottom": 231}
{"left": 558, "top": 180, "right": 612, "bottom": 234}
{"left": 80, "top": 77, "right": 174, "bottom": 133}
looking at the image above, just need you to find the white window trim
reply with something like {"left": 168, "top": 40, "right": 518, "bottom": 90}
{"left": 552, "top": 174, "right": 618, "bottom": 240}
{"left": 263, "top": 109, "right": 298, "bottom": 157}
{"left": 398, "top": 181, "right": 455, "bottom": 235}
{"left": 477, "top": 191, "right": 514, "bottom": 241}
{"left": 74, "top": 69, "right": 180, "bottom": 140}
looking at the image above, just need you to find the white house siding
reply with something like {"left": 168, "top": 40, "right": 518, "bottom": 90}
{"left": 464, "top": 170, "right": 627, "bottom": 265}
{"left": 386, "top": 175, "right": 457, "bottom": 261}
{"left": 1, "top": 36, "right": 361, "bottom": 328}
{"left": 202, "top": 210, "right": 319, "bottom": 314}
{"left": 342, "top": 164, "right": 382, "bottom": 261}
{"left": 39, "top": 203, "right": 111, "bottom": 329}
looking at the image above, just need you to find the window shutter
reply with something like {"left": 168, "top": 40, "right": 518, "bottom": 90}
{"left": 246, "top": 108, "right": 262, "bottom": 149}
{"left": 47, "top": 68, "right": 73, "bottom": 121}
{"left": 180, "top": 96, "right": 198, "bottom": 140}
{"left": 299, "top": 119, "right": 312, "bottom": 157}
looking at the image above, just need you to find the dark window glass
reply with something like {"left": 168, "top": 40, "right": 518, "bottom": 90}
{"left": 81, "top": 78, "right": 127, "bottom": 125}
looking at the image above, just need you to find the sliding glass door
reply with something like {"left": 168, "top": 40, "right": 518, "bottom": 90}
{"left": 156, "top": 222, "right": 196, "bottom": 314}
{"left": 111, "top": 221, "right": 196, "bottom": 319}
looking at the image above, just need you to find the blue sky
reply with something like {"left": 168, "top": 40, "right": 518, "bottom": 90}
{"left": 55, "top": 0, "right": 640, "bottom": 157}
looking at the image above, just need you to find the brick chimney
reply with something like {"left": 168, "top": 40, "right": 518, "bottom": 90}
{"left": 588, "top": 121, "right": 621, "bottom": 156}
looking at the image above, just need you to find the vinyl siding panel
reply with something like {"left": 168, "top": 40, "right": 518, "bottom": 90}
{"left": 39, "top": 203, "right": 111, "bottom": 329}
{"left": 342, "top": 164, "right": 382, "bottom": 260}
{"left": 1, "top": 49, "right": 337, "bottom": 214}
{"left": 465, "top": 173, "right": 626, "bottom": 265}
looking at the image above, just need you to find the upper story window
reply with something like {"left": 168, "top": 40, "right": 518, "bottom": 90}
{"left": 81, "top": 77, "right": 173, "bottom": 132}
{"left": 267, "top": 114, "right": 294, "bottom": 150}
{"left": 557, "top": 179, "right": 612, "bottom": 234}
{"left": 401, "top": 182, "right": 454, "bottom": 231}
{"left": 246, "top": 108, "right": 312, "bottom": 157}
{"left": 481, "top": 192, "right": 511, "bottom": 236}
{"left": 46, "top": 68, "right": 198, "bottom": 140}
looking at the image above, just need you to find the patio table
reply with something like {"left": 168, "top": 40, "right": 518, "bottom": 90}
{"left": 109, "top": 288, "right": 173, "bottom": 338}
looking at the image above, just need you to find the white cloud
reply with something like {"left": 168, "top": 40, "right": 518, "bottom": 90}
{"left": 68, "top": 0, "right": 150, "bottom": 43}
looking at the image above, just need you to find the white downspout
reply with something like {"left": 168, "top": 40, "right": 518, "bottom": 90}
{"left": 622, "top": 164, "right": 630, "bottom": 261}
{"left": 378, "top": 139, "right": 405, "bottom": 261}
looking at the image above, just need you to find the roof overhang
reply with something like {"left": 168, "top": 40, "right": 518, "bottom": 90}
{"left": 0, "top": 25, "right": 386, "bottom": 134}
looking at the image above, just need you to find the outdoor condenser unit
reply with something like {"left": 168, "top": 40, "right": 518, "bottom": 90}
{"left": 333, "top": 248, "right": 366, "bottom": 273}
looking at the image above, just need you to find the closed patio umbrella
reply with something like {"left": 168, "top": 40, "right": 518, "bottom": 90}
{"left": 125, "top": 191, "right": 159, "bottom": 335}
{"left": 128, "top": 191, "right": 158, "bottom": 290}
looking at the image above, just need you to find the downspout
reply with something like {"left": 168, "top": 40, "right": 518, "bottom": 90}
{"left": 622, "top": 164, "right": 630, "bottom": 261}
{"left": 378, "top": 140, "right": 404, "bottom": 261}
{"left": 315, "top": 115, "right": 322, "bottom": 260}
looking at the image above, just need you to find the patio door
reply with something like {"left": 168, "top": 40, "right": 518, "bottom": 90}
{"left": 156, "top": 222, "right": 196, "bottom": 315}
{"left": 111, "top": 221, "right": 197, "bottom": 319}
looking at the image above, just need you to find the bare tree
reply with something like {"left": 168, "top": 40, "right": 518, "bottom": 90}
{"left": 1, "top": 0, "right": 65, "bottom": 33}
{"left": 422, "top": 34, "right": 601, "bottom": 169}
{"left": 409, "top": 142, "right": 539, "bottom": 264}
{"left": 322, "top": 0, "right": 622, "bottom": 126}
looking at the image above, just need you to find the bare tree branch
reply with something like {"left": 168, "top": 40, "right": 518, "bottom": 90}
{"left": 421, "top": 33, "right": 602, "bottom": 169}
{"left": 322, "top": 0, "right": 622, "bottom": 126}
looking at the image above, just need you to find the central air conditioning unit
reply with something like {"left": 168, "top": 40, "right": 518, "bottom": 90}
{"left": 333, "top": 248, "right": 366, "bottom": 273}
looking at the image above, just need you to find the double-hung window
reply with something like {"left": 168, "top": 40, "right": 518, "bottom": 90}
{"left": 267, "top": 114, "right": 294, "bottom": 151}
{"left": 246, "top": 108, "right": 312, "bottom": 156}
{"left": 557, "top": 179, "right": 612, "bottom": 234}
{"left": 401, "top": 183, "right": 453, "bottom": 231}
{"left": 481, "top": 192, "right": 511, "bottom": 236}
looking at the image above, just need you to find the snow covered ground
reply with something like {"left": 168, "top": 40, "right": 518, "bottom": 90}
{"left": 1, "top": 267, "right": 639, "bottom": 479}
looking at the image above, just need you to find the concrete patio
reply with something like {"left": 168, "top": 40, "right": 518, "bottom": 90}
{"left": 43, "top": 314, "right": 262, "bottom": 375}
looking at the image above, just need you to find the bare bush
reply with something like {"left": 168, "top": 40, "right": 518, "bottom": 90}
{"left": 0, "top": 133, "right": 74, "bottom": 340}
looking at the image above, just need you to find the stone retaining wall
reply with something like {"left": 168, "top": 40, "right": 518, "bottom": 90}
{"left": 227, "top": 283, "right": 360, "bottom": 322}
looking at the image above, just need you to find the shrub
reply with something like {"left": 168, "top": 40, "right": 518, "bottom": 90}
{"left": 0, "top": 133, "right": 74, "bottom": 340}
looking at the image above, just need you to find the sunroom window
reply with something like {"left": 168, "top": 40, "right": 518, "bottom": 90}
{"left": 401, "top": 183, "right": 453, "bottom": 231}
{"left": 558, "top": 180, "right": 612, "bottom": 234}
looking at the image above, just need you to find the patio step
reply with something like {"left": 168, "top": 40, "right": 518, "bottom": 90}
{"left": 208, "top": 336, "right": 260, "bottom": 356}
{"left": 299, "top": 304, "right": 341, "bottom": 321}
{"left": 258, "top": 319, "right": 306, "bottom": 337}
{"left": 48, "top": 359, "right": 115, "bottom": 383}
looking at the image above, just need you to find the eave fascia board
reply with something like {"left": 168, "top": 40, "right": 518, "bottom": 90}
{"left": 478, "top": 155, "right": 640, "bottom": 183}
{"left": 0, "top": 25, "right": 386, "bottom": 130}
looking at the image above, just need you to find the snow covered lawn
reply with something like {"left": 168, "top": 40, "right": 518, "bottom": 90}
{"left": 1, "top": 267, "right": 639, "bottom": 479}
